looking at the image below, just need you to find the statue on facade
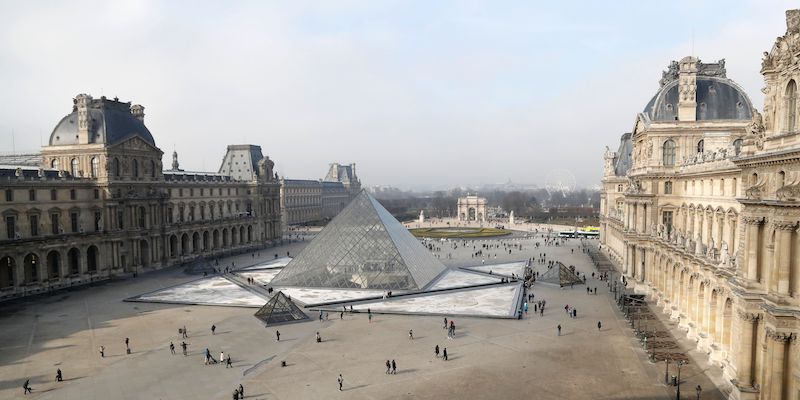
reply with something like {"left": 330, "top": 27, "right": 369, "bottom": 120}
{"left": 603, "top": 146, "right": 616, "bottom": 176}
{"left": 706, "top": 238, "right": 716, "bottom": 259}
{"left": 719, "top": 241, "right": 730, "bottom": 265}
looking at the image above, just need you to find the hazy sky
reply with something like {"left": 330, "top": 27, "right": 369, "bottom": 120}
{"left": 0, "top": 1, "right": 794, "bottom": 189}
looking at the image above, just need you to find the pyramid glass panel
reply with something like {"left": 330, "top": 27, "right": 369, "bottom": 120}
{"left": 538, "top": 262, "right": 584, "bottom": 287}
{"left": 271, "top": 191, "right": 446, "bottom": 290}
{"left": 254, "top": 291, "right": 309, "bottom": 325}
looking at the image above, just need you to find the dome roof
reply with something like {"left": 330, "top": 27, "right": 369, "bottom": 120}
{"left": 643, "top": 59, "right": 753, "bottom": 122}
{"left": 49, "top": 96, "right": 155, "bottom": 147}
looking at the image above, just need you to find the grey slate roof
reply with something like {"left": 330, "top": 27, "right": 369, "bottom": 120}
{"left": 644, "top": 77, "right": 753, "bottom": 121}
{"left": 49, "top": 98, "right": 155, "bottom": 147}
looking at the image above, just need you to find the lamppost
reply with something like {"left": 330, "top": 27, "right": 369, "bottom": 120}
{"left": 664, "top": 356, "right": 671, "bottom": 385}
{"left": 695, "top": 385, "right": 701, "bottom": 400}
{"left": 675, "top": 360, "right": 686, "bottom": 399}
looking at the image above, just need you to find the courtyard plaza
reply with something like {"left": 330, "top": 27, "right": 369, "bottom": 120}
{"left": 0, "top": 231, "right": 725, "bottom": 399}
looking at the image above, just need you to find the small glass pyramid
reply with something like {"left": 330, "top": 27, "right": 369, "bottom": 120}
{"left": 254, "top": 291, "right": 309, "bottom": 325}
{"left": 271, "top": 191, "right": 446, "bottom": 290}
{"left": 538, "top": 262, "right": 584, "bottom": 287}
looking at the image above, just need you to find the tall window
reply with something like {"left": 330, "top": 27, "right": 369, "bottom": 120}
{"left": 5, "top": 189, "right": 12, "bottom": 202}
{"left": 91, "top": 157, "right": 99, "bottom": 178}
{"left": 662, "top": 211, "right": 673, "bottom": 236}
{"left": 696, "top": 139, "right": 704, "bottom": 154}
{"left": 29, "top": 215, "right": 38, "bottom": 236}
{"left": 150, "top": 160, "right": 156, "bottom": 178}
{"left": 138, "top": 207, "right": 146, "bottom": 228}
{"left": 114, "top": 158, "right": 120, "bottom": 177}
{"left": 664, "top": 181, "right": 673, "bottom": 194}
{"left": 662, "top": 140, "right": 676, "bottom": 166}
{"left": 51, "top": 159, "right": 60, "bottom": 170}
{"left": 71, "top": 212, "right": 79, "bottom": 233}
{"left": 94, "top": 212, "right": 101, "bottom": 232}
{"left": 733, "top": 139, "right": 743, "bottom": 156}
{"left": 6, "top": 216, "right": 15, "bottom": 239}
{"left": 50, "top": 189, "right": 57, "bottom": 201}
{"left": 28, "top": 189, "right": 35, "bottom": 201}
{"left": 132, "top": 159, "right": 139, "bottom": 178}
{"left": 778, "top": 171, "right": 786, "bottom": 188}
{"left": 71, "top": 158, "right": 79, "bottom": 176}
{"left": 51, "top": 213, "right": 60, "bottom": 234}
{"left": 786, "top": 79, "right": 797, "bottom": 131}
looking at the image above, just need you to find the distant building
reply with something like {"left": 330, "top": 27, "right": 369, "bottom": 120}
{"left": 280, "top": 163, "right": 361, "bottom": 228}
{"left": 0, "top": 94, "right": 282, "bottom": 300}
{"left": 457, "top": 195, "right": 487, "bottom": 222}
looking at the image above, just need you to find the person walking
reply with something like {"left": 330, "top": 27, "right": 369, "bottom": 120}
{"left": 340, "top": 311, "right": 344, "bottom": 320}
{"left": 233, "top": 389, "right": 239, "bottom": 400}
{"left": 337, "top": 374, "right": 343, "bottom": 391}
{"left": 238, "top": 384, "right": 244, "bottom": 398}
{"left": 409, "top": 329, "right": 413, "bottom": 340}
{"left": 226, "top": 354, "right": 233, "bottom": 368}
{"left": 182, "top": 325, "right": 188, "bottom": 339}
{"left": 442, "top": 348, "right": 448, "bottom": 361}
{"left": 368, "top": 312, "right": 373, "bottom": 324}
{"left": 55, "top": 369, "right": 62, "bottom": 382}
{"left": 99, "top": 345, "right": 105, "bottom": 358}
{"left": 385, "top": 360, "right": 391, "bottom": 374}
{"left": 557, "top": 324, "right": 562, "bottom": 336}
{"left": 220, "top": 351, "right": 225, "bottom": 365}
{"left": 22, "top": 379, "right": 32, "bottom": 395}
{"left": 597, "top": 321, "right": 602, "bottom": 332}
{"left": 125, "top": 337, "right": 131, "bottom": 354}
{"left": 181, "top": 341, "right": 188, "bottom": 356}
{"left": 443, "top": 317, "right": 448, "bottom": 329}
{"left": 211, "top": 324, "right": 216, "bottom": 335}
{"left": 391, "top": 359, "right": 397, "bottom": 374}
{"left": 276, "top": 330, "right": 281, "bottom": 342}
{"left": 434, "top": 345, "right": 440, "bottom": 358}
{"left": 170, "top": 342, "right": 176, "bottom": 355}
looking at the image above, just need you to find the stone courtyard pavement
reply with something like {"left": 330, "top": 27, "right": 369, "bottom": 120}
{"left": 0, "top": 234, "right": 726, "bottom": 399}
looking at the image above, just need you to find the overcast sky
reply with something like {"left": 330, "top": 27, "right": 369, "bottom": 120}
{"left": 0, "top": 1, "right": 794, "bottom": 189}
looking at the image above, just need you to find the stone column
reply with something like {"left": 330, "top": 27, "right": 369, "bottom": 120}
{"left": 734, "top": 311, "right": 760, "bottom": 389}
{"left": 13, "top": 255, "right": 24, "bottom": 287}
{"left": 766, "top": 329, "right": 794, "bottom": 400}
{"left": 743, "top": 217, "right": 762, "bottom": 282}
{"left": 774, "top": 221, "right": 795, "bottom": 296}
{"left": 702, "top": 283, "right": 713, "bottom": 333}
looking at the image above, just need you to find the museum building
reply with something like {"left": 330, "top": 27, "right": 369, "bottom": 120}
{"left": 0, "top": 94, "right": 283, "bottom": 299}
{"left": 600, "top": 10, "right": 800, "bottom": 400}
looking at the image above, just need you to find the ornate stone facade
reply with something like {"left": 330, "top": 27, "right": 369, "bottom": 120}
{"left": 0, "top": 94, "right": 282, "bottom": 300}
{"left": 279, "top": 163, "right": 361, "bottom": 228}
{"left": 600, "top": 10, "right": 800, "bottom": 400}
{"left": 457, "top": 195, "right": 487, "bottom": 222}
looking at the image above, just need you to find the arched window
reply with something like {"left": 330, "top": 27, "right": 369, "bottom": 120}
{"left": 70, "top": 158, "right": 79, "bottom": 176}
{"left": 150, "top": 160, "right": 156, "bottom": 178}
{"left": 732, "top": 139, "right": 743, "bottom": 156}
{"left": 114, "top": 158, "right": 120, "bottom": 177}
{"left": 696, "top": 139, "right": 704, "bottom": 154}
{"left": 132, "top": 159, "right": 139, "bottom": 178}
{"left": 51, "top": 159, "right": 60, "bottom": 170}
{"left": 90, "top": 157, "right": 99, "bottom": 178}
{"left": 662, "top": 140, "right": 676, "bottom": 166}
{"left": 786, "top": 79, "right": 797, "bottom": 131}
{"left": 778, "top": 171, "right": 786, "bottom": 188}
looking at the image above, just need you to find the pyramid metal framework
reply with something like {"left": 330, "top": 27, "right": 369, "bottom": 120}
{"left": 254, "top": 291, "right": 309, "bottom": 326}
{"left": 271, "top": 191, "right": 447, "bottom": 290}
{"left": 538, "top": 262, "right": 584, "bottom": 287}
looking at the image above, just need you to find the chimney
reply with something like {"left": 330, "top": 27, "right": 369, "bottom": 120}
{"left": 350, "top": 163, "right": 356, "bottom": 179}
{"left": 677, "top": 56, "right": 698, "bottom": 122}
{"left": 131, "top": 104, "right": 145, "bottom": 122}
{"left": 76, "top": 93, "right": 93, "bottom": 143}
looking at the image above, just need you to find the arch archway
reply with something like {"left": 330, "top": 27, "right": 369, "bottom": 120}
{"left": 87, "top": 246, "right": 99, "bottom": 273}
{"left": 67, "top": 248, "right": 80, "bottom": 275}
{"left": 213, "top": 230, "right": 220, "bottom": 249}
{"left": 169, "top": 235, "right": 178, "bottom": 258}
{"left": 192, "top": 232, "right": 200, "bottom": 254}
{"left": 722, "top": 298, "right": 733, "bottom": 355}
{"left": 203, "top": 231, "right": 210, "bottom": 252}
{"left": 231, "top": 227, "right": 239, "bottom": 246}
{"left": 223, "top": 228, "right": 229, "bottom": 247}
{"left": 181, "top": 233, "right": 189, "bottom": 255}
{"left": 140, "top": 240, "right": 150, "bottom": 267}
{"left": 239, "top": 226, "right": 245, "bottom": 245}
{"left": 247, "top": 225, "right": 253, "bottom": 243}
{"left": 47, "top": 251, "right": 61, "bottom": 279}
{"left": 0, "top": 256, "right": 15, "bottom": 288}
{"left": 23, "top": 253, "right": 39, "bottom": 283}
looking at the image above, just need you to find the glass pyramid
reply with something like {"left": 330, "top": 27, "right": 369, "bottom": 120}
{"left": 254, "top": 291, "right": 309, "bottom": 325}
{"left": 538, "top": 262, "right": 584, "bottom": 287}
{"left": 271, "top": 191, "right": 446, "bottom": 290}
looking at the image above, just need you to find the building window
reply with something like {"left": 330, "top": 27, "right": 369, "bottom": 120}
{"left": 138, "top": 207, "right": 146, "bottom": 228}
{"left": 51, "top": 213, "right": 60, "bottom": 234}
{"left": 70, "top": 189, "right": 76, "bottom": 200}
{"left": 179, "top": 188, "right": 183, "bottom": 197}
{"left": 94, "top": 189, "right": 99, "bottom": 199}
{"left": 179, "top": 206, "right": 185, "bottom": 222}
{"left": 94, "top": 212, "right": 101, "bottom": 232}
{"left": 71, "top": 212, "right": 79, "bottom": 233}
{"left": 190, "top": 188, "right": 194, "bottom": 196}
{"left": 167, "top": 207, "right": 174, "bottom": 224}
{"left": 732, "top": 178, "right": 737, "bottom": 196}
{"left": 117, "top": 210, "right": 124, "bottom": 229}
{"left": 28, "top": 189, "right": 36, "bottom": 201}
{"left": 30, "top": 215, "right": 38, "bottom": 236}
{"left": 52, "top": 159, "right": 60, "bottom": 170}
{"left": 696, "top": 139, "right": 704, "bottom": 154}
{"left": 200, "top": 205, "right": 206, "bottom": 220}
{"left": 664, "top": 181, "right": 673, "bottom": 194}
{"left": 662, "top": 140, "right": 676, "bottom": 166}
{"left": 786, "top": 79, "right": 797, "bottom": 131}
{"left": 91, "top": 157, "right": 99, "bottom": 178}
{"left": 132, "top": 159, "right": 139, "bottom": 178}
{"left": 189, "top": 206, "right": 195, "bottom": 221}
{"left": 720, "top": 179, "right": 725, "bottom": 196}
{"left": 5, "top": 189, "right": 12, "bottom": 202}
{"left": 50, "top": 189, "right": 57, "bottom": 201}
{"left": 114, "top": 158, "right": 120, "bottom": 177}
{"left": 200, "top": 188, "right": 204, "bottom": 196}
{"left": 150, "top": 160, "right": 156, "bottom": 178}
{"left": 733, "top": 139, "right": 743, "bottom": 156}
{"left": 662, "top": 211, "right": 673, "bottom": 236}
{"left": 778, "top": 171, "right": 786, "bottom": 188}
{"left": 6, "top": 216, "right": 15, "bottom": 239}
{"left": 227, "top": 188, "right": 231, "bottom": 195}
{"left": 70, "top": 158, "right": 79, "bottom": 176}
